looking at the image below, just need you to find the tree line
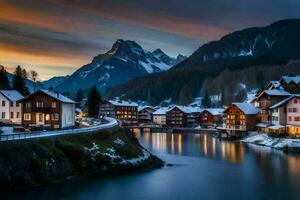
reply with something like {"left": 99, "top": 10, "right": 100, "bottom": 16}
{"left": 0, "top": 65, "right": 39, "bottom": 96}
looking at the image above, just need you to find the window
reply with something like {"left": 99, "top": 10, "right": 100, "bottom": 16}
{"left": 25, "top": 102, "right": 31, "bottom": 109}
{"left": 10, "top": 112, "right": 13, "bottom": 118}
{"left": 24, "top": 113, "right": 31, "bottom": 121}
{"left": 1, "top": 112, "right": 5, "bottom": 119}
{"left": 16, "top": 103, "right": 20, "bottom": 107}
{"left": 289, "top": 116, "right": 293, "bottom": 121}
{"left": 45, "top": 114, "right": 50, "bottom": 121}
{"left": 10, "top": 102, "right": 13, "bottom": 107}
{"left": 52, "top": 113, "right": 59, "bottom": 121}
{"left": 295, "top": 117, "right": 300, "bottom": 121}
{"left": 288, "top": 108, "right": 298, "bottom": 113}
{"left": 38, "top": 113, "right": 43, "bottom": 122}
{"left": 16, "top": 112, "right": 20, "bottom": 118}
{"left": 2, "top": 101, "right": 5, "bottom": 107}
{"left": 36, "top": 101, "right": 44, "bottom": 108}
{"left": 52, "top": 102, "right": 57, "bottom": 108}
{"left": 294, "top": 99, "right": 298, "bottom": 104}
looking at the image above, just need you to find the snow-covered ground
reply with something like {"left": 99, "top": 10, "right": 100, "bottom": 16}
{"left": 241, "top": 133, "right": 300, "bottom": 150}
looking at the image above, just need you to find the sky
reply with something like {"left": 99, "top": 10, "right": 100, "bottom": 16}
{"left": 1, "top": 0, "right": 300, "bottom": 80}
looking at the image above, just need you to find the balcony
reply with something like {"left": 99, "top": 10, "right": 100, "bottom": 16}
{"left": 226, "top": 125, "right": 247, "bottom": 131}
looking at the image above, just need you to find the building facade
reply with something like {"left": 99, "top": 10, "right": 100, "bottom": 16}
{"left": 99, "top": 100, "right": 138, "bottom": 125}
{"left": 199, "top": 109, "right": 223, "bottom": 127}
{"left": 0, "top": 90, "right": 24, "bottom": 124}
{"left": 224, "top": 103, "right": 260, "bottom": 136}
{"left": 166, "top": 106, "right": 188, "bottom": 127}
{"left": 138, "top": 106, "right": 156, "bottom": 124}
{"left": 18, "top": 90, "right": 75, "bottom": 129}
{"left": 153, "top": 107, "right": 169, "bottom": 125}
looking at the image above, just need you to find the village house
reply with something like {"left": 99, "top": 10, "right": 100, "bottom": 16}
{"left": 278, "top": 75, "right": 300, "bottom": 94}
{"left": 152, "top": 107, "right": 169, "bottom": 126}
{"left": 138, "top": 106, "right": 156, "bottom": 124}
{"left": 166, "top": 106, "right": 188, "bottom": 128}
{"left": 0, "top": 90, "right": 24, "bottom": 124}
{"left": 99, "top": 100, "right": 138, "bottom": 125}
{"left": 253, "top": 89, "right": 290, "bottom": 128}
{"left": 199, "top": 108, "right": 224, "bottom": 127}
{"left": 270, "top": 95, "right": 300, "bottom": 136}
{"left": 18, "top": 90, "right": 76, "bottom": 129}
{"left": 224, "top": 103, "right": 260, "bottom": 137}
{"left": 185, "top": 107, "right": 202, "bottom": 127}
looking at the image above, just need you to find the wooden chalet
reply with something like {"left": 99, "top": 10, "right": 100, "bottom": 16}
{"left": 166, "top": 106, "right": 188, "bottom": 128}
{"left": 224, "top": 103, "right": 260, "bottom": 137}
{"left": 199, "top": 108, "right": 223, "bottom": 127}
{"left": 18, "top": 90, "right": 76, "bottom": 129}
{"left": 138, "top": 106, "right": 156, "bottom": 124}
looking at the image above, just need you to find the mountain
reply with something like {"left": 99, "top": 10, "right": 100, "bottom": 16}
{"left": 41, "top": 76, "right": 69, "bottom": 89}
{"left": 55, "top": 39, "right": 185, "bottom": 93}
{"left": 7, "top": 73, "right": 45, "bottom": 92}
{"left": 106, "top": 19, "right": 300, "bottom": 105}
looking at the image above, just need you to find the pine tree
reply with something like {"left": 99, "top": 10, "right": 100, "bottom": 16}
{"left": 76, "top": 88, "right": 83, "bottom": 104}
{"left": 179, "top": 85, "right": 193, "bottom": 105}
{"left": 220, "top": 88, "right": 226, "bottom": 107}
{"left": 202, "top": 91, "right": 211, "bottom": 108}
{"left": 13, "top": 65, "right": 29, "bottom": 96}
{"left": 0, "top": 65, "right": 11, "bottom": 90}
{"left": 87, "top": 86, "right": 102, "bottom": 117}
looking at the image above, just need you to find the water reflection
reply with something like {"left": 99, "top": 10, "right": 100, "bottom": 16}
{"left": 134, "top": 130, "right": 244, "bottom": 164}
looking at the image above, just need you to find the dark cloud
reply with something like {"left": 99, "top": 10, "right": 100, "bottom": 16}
{"left": 0, "top": 0, "right": 300, "bottom": 79}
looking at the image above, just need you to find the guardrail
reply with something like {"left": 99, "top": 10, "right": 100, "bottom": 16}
{"left": 0, "top": 117, "right": 118, "bottom": 142}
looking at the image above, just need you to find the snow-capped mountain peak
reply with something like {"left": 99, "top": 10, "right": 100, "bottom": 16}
{"left": 55, "top": 39, "right": 185, "bottom": 93}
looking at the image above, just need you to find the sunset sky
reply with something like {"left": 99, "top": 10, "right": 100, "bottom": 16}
{"left": 1, "top": 0, "right": 300, "bottom": 80}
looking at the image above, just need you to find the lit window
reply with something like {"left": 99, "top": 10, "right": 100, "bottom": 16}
{"left": 45, "top": 114, "right": 50, "bottom": 121}
{"left": 24, "top": 113, "right": 31, "bottom": 121}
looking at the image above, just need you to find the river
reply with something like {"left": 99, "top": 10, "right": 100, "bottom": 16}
{"left": 5, "top": 131, "right": 300, "bottom": 200}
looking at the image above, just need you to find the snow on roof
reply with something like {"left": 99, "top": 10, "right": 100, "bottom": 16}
{"left": 40, "top": 90, "right": 76, "bottom": 104}
{"left": 75, "top": 108, "right": 83, "bottom": 113}
{"left": 233, "top": 102, "right": 260, "bottom": 115}
{"left": 109, "top": 100, "right": 138, "bottom": 107}
{"left": 281, "top": 75, "right": 300, "bottom": 84}
{"left": 267, "top": 81, "right": 281, "bottom": 89}
{"left": 138, "top": 105, "right": 155, "bottom": 112}
{"left": 257, "top": 89, "right": 291, "bottom": 100}
{"left": 153, "top": 107, "right": 171, "bottom": 115}
{"left": 0, "top": 90, "right": 24, "bottom": 102}
{"left": 202, "top": 108, "right": 224, "bottom": 116}
{"left": 270, "top": 95, "right": 300, "bottom": 109}
{"left": 166, "top": 105, "right": 202, "bottom": 114}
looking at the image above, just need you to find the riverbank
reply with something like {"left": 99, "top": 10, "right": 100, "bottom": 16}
{"left": 241, "top": 133, "right": 300, "bottom": 152}
{"left": 0, "top": 128, "right": 163, "bottom": 192}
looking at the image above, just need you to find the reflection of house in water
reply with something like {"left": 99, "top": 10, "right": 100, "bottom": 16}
{"left": 134, "top": 130, "right": 245, "bottom": 163}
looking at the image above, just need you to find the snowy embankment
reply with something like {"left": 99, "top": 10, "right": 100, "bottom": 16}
{"left": 241, "top": 133, "right": 300, "bottom": 152}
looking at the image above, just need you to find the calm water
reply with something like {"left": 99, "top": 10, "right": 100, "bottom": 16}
{"left": 4, "top": 131, "right": 300, "bottom": 200}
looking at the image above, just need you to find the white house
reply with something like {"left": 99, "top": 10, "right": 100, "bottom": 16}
{"left": 153, "top": 107, "right": 170, "bottom": 125}
{"left": 0, "top": 90, "right": 24, "bottom": 124}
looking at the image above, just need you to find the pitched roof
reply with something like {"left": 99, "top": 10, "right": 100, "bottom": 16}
{"left": 267, "top": 81, "right": 281, "bottom": 89}
{"left": 109, "top": 100, "right": 138, "bottom": 107}
{"left": 0, "top": 90, "right": 24, "bottom": 102}
{"left": 18, "top": 90, "right": 75, "bottom": 104}
{"left": 256, "top": 89, "right": 291, "bottom": 100}
{"left": 232, "top": 102, "right": 260, "bottom": 115}
{"left": 280, "top": 75, "right": 300, "bottom": 84}
{"left": 270, "top": 95, "right": 300, "bottom": 109}
{"left": 138, "top": 106, "right": 156, "bottom": 112}
{"left": 153, "top": 107, "right": 171, "bottom": 115}
{"left": 202, "top": 108, "right": 224, "bottom": 116}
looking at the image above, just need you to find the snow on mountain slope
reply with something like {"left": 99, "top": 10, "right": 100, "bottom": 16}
{"left": 55, "top": 39, "right": 185, "bottom": 93}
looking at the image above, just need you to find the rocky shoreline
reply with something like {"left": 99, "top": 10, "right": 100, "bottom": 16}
{"left": 0, "top": 128, "right": 163, "bottom": 192}
{"left": 241, "top": 133, "right": 300, "bottom": 153}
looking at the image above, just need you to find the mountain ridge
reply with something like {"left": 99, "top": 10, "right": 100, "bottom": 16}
{"left": 55, "top": 39, "right": 185, "bottom": 93}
